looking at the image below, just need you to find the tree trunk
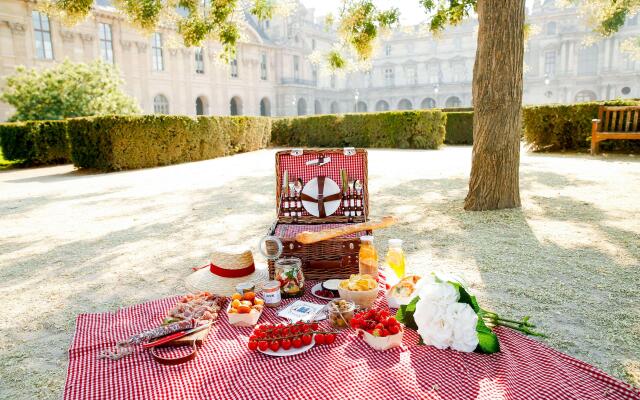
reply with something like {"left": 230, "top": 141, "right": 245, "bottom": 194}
{"left": 464, "top": 0, "right": 525, "bottom": 211}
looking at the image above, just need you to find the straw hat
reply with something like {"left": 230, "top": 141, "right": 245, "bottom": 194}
{"left": 185, "top": 246, "right": 269, "bottom": 297}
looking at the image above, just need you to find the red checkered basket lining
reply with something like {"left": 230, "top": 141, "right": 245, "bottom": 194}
{"left": 276, "top": 151, "right": 366, "bottom": 218}
{"left": 64, "top": 281, "right": 640, "bottom": 400}
{"left": 274, "top": 223, "right": 366, "bottom": 239}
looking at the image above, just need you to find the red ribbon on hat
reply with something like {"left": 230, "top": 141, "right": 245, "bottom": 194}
{"left": 208, "top": 262, "right": 255, "bottom": 278}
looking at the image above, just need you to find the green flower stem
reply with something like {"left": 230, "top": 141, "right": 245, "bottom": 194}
{"left": 483, "top": 318, "right": 546, "bottom": 338}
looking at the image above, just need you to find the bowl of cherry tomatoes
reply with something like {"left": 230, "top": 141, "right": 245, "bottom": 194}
{"left": 350, "top": 308, "right": 403, "bottom": 351}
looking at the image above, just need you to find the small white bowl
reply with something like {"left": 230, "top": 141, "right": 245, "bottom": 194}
{"left": 359, "top": 328, "right": 403, "bottom": 351}
{"left": 226, "top": 302, "right": 263, "bottom": 327}
{"left": 338, "top": 286, "right": 379, "bottom": 308}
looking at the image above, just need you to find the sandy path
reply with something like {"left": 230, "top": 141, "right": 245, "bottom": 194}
{"left": 0, "top": 147, "right": 638, "bottom": 398}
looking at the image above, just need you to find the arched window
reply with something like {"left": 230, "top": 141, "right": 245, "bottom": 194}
{"left": 356, "top": 101, "right": 367, "bottom": 112}
{"left": 230, "top": 96, "right": 242, "bottom": 115}
{"left": 421, "top": 98, "right": 436, "bottom": 109}
{"left": 445, "top": 96, "right": 462, "bottom": 108}
{"left": 330, "top": 101, "right": 339, "bottom": 114}
{"left": 375, "top": 100, "right": 389, "bottom": 111}
{"left": 577, "top": 45, "right": 598, "bottom": 76}
{"left": 397, "top": 98, "right": 412, "bottom": 110}
{"left": 153, "top": 94, "right": 169, "bottom": 114}
{"left": 574, "top": 90, "right": 597, "bottom": 102}
{"left": 314, "top": 100, "right": 322, "bottom": 115}
{"left": 546, "top": 22, "right": 557, "bottom": 35}
{"left": 297, "top": 98, "right": 307, "bottom": 116}
{"left": 195, "top": 96, "right": 208, "bottom": 115}
{"left": 260, "top": 97, "right": 271, "bottom": 116}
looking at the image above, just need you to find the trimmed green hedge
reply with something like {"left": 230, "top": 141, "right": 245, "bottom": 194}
{"left": 444, "top": 112, "right": 473, "bottom": 144}
{"left": 523, "top": 100, "right": 640, "bottom": 152}
{"left": 271, "top": 110, "right": 446, "bottom": 149}
{"left": 67, "top": 115, "right": 271, "bottom": 171}
{"left": 0, "top": 120, "right": 71, "bottom": 164}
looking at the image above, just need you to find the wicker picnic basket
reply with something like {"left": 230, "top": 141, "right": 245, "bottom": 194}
{"left": 267, "top": 148, "right": 371, "bottom": 281}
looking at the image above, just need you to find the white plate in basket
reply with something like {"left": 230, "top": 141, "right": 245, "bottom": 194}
{"left": 311, "top": 282, "right": 339, "bottom": 301}
{"left": 301, "top": 177, "right": 341, "bottom": 217}
{"left": 258, "top": 339, "right": 315, "bottom": 357}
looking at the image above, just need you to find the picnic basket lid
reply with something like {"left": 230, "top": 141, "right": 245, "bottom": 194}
{"left": 275, "top": 148, "right": 368, "bottom": 224}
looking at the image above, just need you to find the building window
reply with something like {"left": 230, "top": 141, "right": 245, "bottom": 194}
{"left": 397, "top": 98, "right": 412, "bottom": 110}
{"left": 421, "top": 98, "right": 436, "bottom": 109}
{"left": 406, "top": 67, "right": 417, "bottom": 85}
{"left": 330, "top": 101, "right": 339, "bottom": 113}
{"left": 195, "top": 47, "right": 204, "bottom": 74}
{"left": 195, "top": 96, "right": 207, "bottom": 115}
{"left": 330, "top": 74, "right": 336, "bottom": 89}
{"left": 230, "top": 96, "right": 242, "bottom": 115}
{"left": 98, "top": 23, "right": 114, "bottom": 64}
{"left": 297, "top": 98, "right": 307, "bottom": 116}
{"left": 293, "top": 55, "right": 300, "bottom": 80}
{"left": 32, "top": 11, "right": 53, "bottom": 60}
{"left": 544, "top": 51, "right": 556, "bottom": 76}
{"left": 152, "top": 33, "right": 164, "bottom": 71}
{"left": 384, "top": 68, "right": 395, "bottom": 86}
{"left": 153, "top": 94, "right": 169, "bottom": 114}
{"left": 577, "top": 45, "right": 598, "bottom": 76}
{"left": 546, "top": 22, "right": 557, "bottom": 35}
{"left": 445, "top": 96, "right": 462, "bottom": 108}
{"left": 452, "top": 62, "right": 466, "bottom": 82}
{"left": 375, "top": 100, "right": 389, "bottom": 111}
{"left": 312, "top": 65, "right": 318, "bottom": 84}
{"left": 622, "top": 86, "right": 631, "bottom": 95}
{"left": 260, "top": 53, "right": 267, "bottom": 80}
{"left": 384, "top": 44, "right": 392, "bottom": 56}
{"left": 230, "top": 56, "right": 238, "bottom": 78}
{"left": 574, "top": 90, "right": 597, "bottom": 102}
{"left": 314, "top": 100, "right": 322, "bottom": 114}
{"left": 260, "top": 97, "right": 271, "bottom": 116}
{"left": 312, "top": 39, "right": 316, "bottom": 50}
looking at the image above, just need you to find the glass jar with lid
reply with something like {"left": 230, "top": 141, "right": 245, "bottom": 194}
{"left": 358, "top": 235, "right": 378, "bottom": 279}
{"left": 274, "top": 257, "right": 305, "bottom": 298}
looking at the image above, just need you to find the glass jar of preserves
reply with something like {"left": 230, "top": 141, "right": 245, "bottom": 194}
{"left": 358, "top": 236, "right": 378, "bottom": 279}
{"left": 274, "top": 257, "right": 304, "bottom": 298}
{"left": 262, "top": 280, "right": 281, "bottom": 307}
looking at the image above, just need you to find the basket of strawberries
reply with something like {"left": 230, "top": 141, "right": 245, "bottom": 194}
{"left": 350, "top": 308, "right": 404, "bottom": 351}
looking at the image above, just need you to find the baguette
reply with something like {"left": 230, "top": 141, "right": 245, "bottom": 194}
{"left": 295, "top": 216, "right": 397, "bottom": 244}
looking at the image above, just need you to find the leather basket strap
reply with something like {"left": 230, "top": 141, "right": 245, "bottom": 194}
{"left": 150, "top": 340, "right": 198, "bottom": 366}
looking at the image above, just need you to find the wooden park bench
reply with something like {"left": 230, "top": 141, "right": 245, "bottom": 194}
{"left": 591, "top": 105, "right": 640, "bottom": 154}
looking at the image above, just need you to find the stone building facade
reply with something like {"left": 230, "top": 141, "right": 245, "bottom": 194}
{"left": 1, "top": 0, "right": 639, "bottom": 120}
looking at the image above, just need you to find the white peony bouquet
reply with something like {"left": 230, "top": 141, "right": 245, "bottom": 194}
{"left": 396, "top": 273, "right": 543, "bottom": 354}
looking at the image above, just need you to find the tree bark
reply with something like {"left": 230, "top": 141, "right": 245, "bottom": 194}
{"left": 464, "top": 0, "right": 525, "bottom": 211}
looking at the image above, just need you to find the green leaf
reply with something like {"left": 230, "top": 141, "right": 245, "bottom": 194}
{"left": 447, "top": 281, "right": 480, "bottom": 313}
{"left": 395, "top": 296, "right": 419, "bottom": 329}
{"left": 475, "top": 315, "right": 500, "bottom": 353}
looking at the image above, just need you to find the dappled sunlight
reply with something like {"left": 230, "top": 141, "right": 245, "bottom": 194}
{"left": 1, "top": 147, "right": 639, "bottom": 397}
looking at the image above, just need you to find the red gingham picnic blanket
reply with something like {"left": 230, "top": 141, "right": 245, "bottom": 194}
{"left": 64, "top": 284, "right": 640, "bottom": 400}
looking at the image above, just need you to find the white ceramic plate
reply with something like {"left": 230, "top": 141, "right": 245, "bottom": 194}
{"left": 311, "top": 282, "right": 338, "bottom": 301}
{"left": 258, "top": 339, "right": 315, "bottom": 357}
{"left": 301, "top": 177, "right": 341, "bottom": 217}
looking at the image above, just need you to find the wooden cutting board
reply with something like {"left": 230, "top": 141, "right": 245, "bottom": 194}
{"left": 159, "top": 325, "right": 210, "bottom": 347}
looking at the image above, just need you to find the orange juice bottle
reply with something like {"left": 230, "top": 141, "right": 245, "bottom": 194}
{"left": 358, "top": 236, "right": 378, "bottom": 279}
{"left": 385, "top": 239, "right": 406, "bottom": 279}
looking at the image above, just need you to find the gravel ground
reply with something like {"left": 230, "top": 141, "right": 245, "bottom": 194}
{"left": 0, "top": 146, "right": 639, "bottom": 399}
